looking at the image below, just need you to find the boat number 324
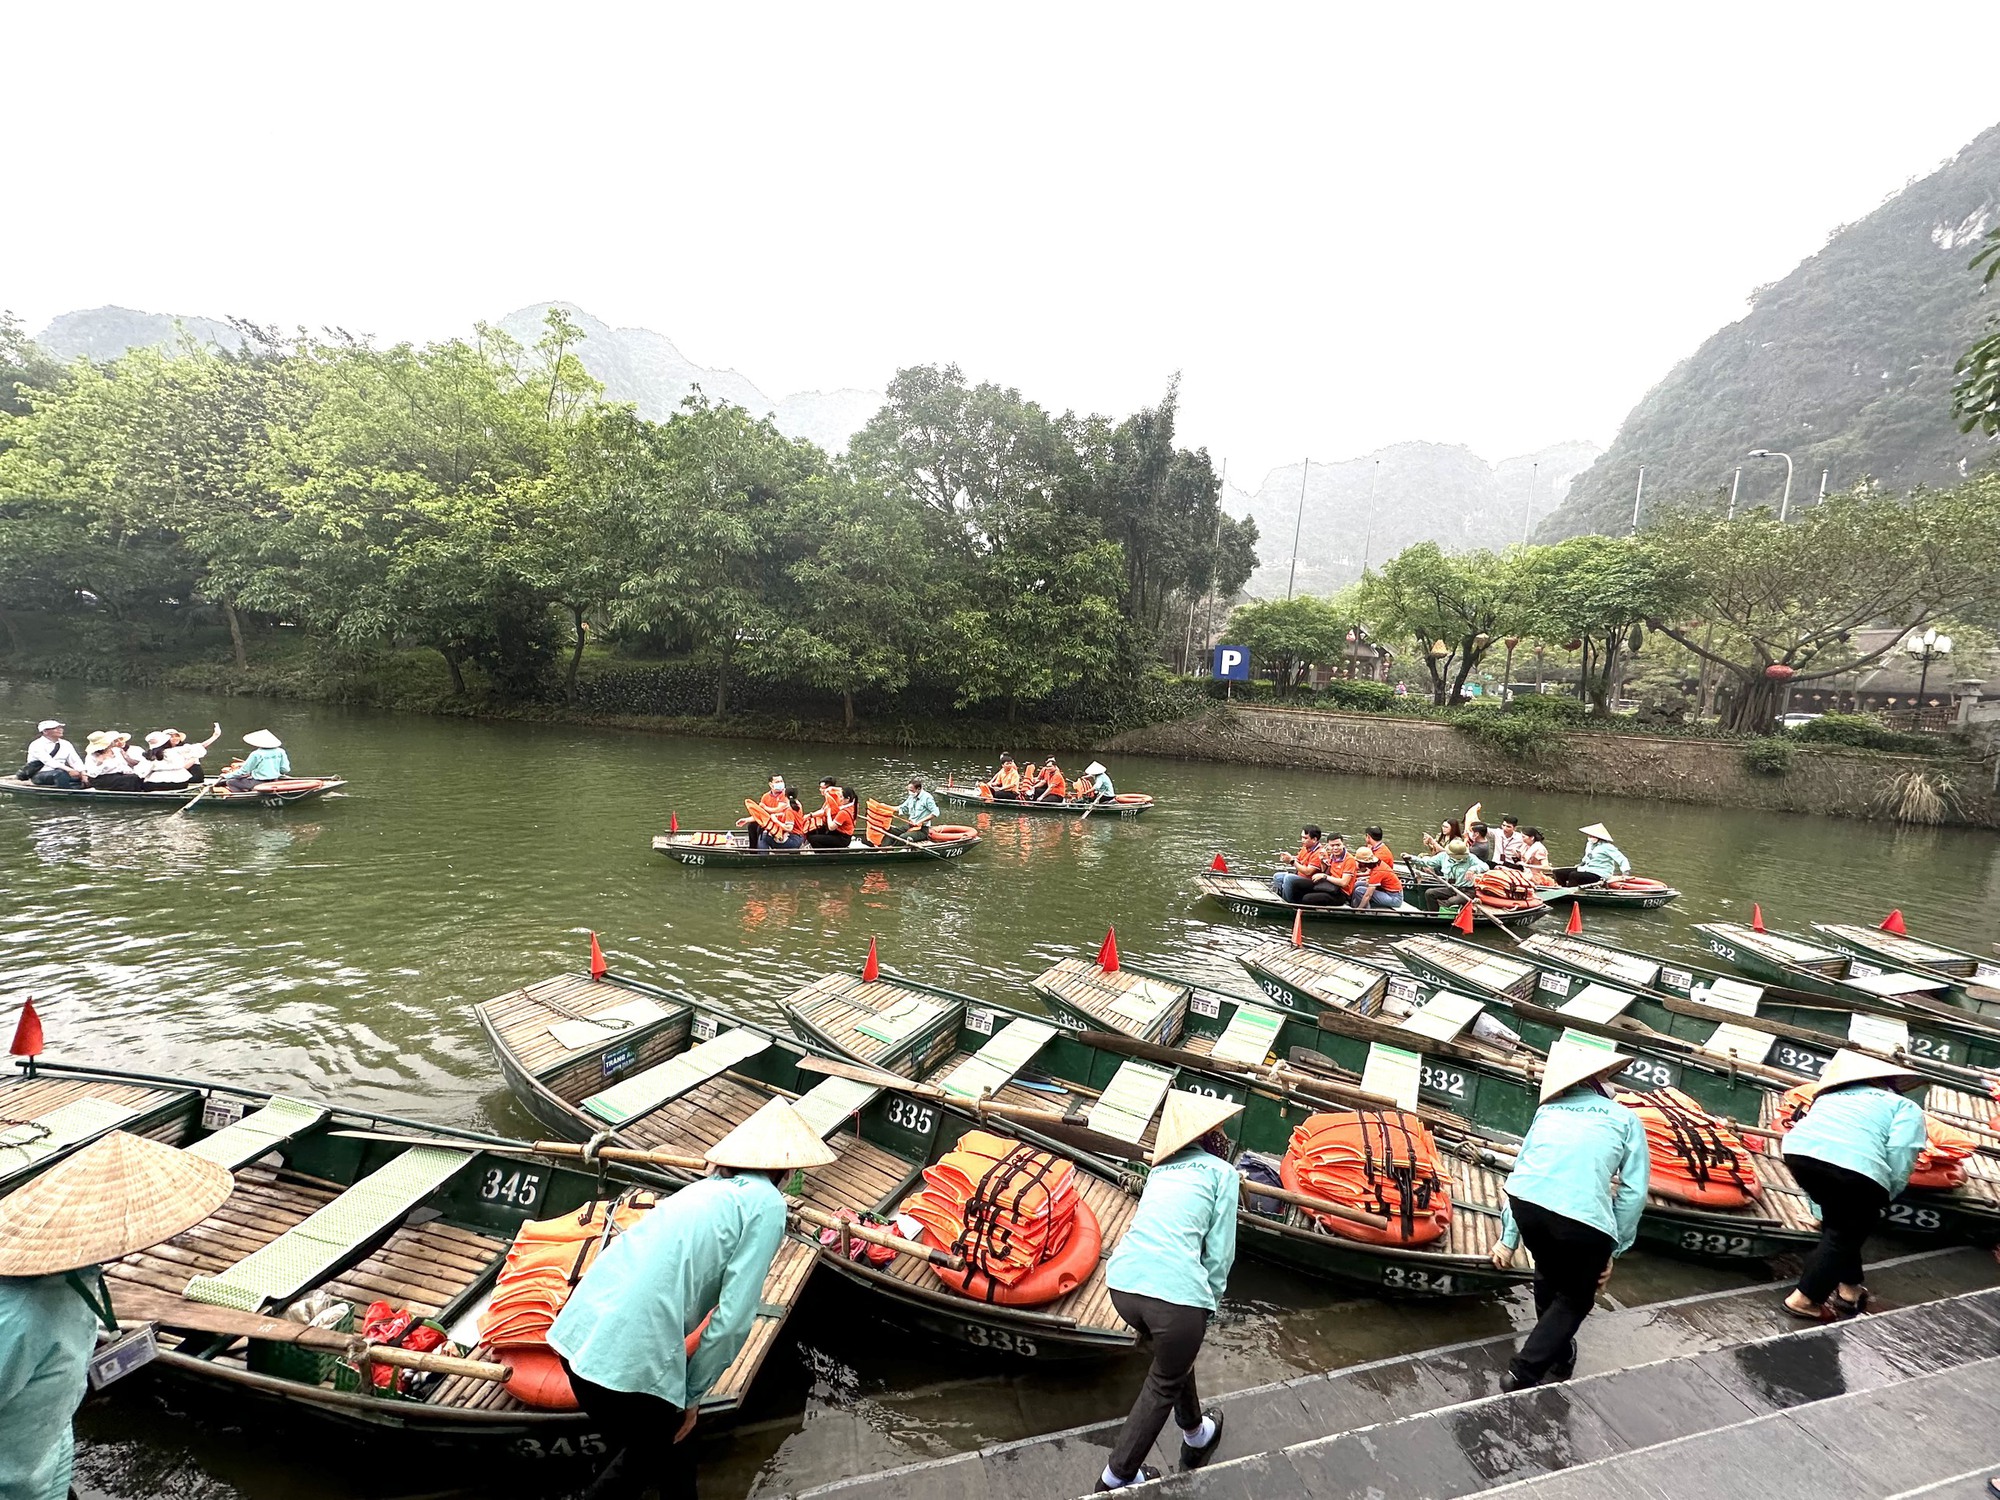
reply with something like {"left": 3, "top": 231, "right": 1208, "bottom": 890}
{"left": 480, "top": 1168, "right": 543, "bottom": 1208}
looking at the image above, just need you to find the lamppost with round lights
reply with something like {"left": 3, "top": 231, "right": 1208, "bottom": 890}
{"left": 1905, "top": 628, "right": 1952, "bottom": 728}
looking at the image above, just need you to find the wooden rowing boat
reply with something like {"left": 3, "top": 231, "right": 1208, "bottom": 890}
{"left": 937, "top": 785, "right": 1154, "bottom": 817}
{"left": 476, "top": 970, "right": 1134, "bottom": 1360}
{"left": 651, "top": 828, "right": 979, "bottom": 866}
{"left": 1197, "top": 871, "right": 1550, "bottom": 930}
{"left": 1531, "top": 871, "right": 1682, "bottom": 910}
{"left": 1811, "top": 922, "right": 2000, "bottom": 1018}
{"left": 1, "top": 1057, "right": 752, "bottom": 1461}
{"left": 0, "top": 775, "right": 347, "bottom": 807}
{"left": 786, "top": 965, "right": 1533, "bottom": 1301}
{"left": 1229, "top": 942, "right": 2000, "bottom": 1258}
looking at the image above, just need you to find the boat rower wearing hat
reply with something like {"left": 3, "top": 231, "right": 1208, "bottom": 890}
{"left": 20, "top": 721, "right": 87, "bottom": 788}
{"left": 1779, "top": 1051, "right": 1930, "bottom": 1321}
{"left": 1096, "top": 1092, "right": 1242, "bottom": 1490}
{"left": 1490, "top": 1043, "right": 1650, "bottom": 1392}
{"left": 550, "top": 1100, "right": 834, "bottom": 1500}
{"left": 1075, "top": 761, "right": 1113, "bottom": 804}
{"left": 1573, "top": 822, "right": 1630, "bottom": 882}
{"left": 1409, "top": 836, "right": 1488, "bottom": 887}
{"left": 224, "top": 730, "right": 291, "bottom": 792}
{"left": 0, "top": 1131, "right": 234, "bottom": 1500}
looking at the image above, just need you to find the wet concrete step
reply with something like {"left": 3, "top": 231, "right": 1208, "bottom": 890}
{"left": 786, "top": 1247, "right": 1998, "bottom": 1500}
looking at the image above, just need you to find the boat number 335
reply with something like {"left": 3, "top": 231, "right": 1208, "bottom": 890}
{"left": 963, "top": 1325, "right": 1037, "bottom": 1356}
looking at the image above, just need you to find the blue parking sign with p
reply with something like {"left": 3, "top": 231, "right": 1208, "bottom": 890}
{"left": 1213, "top": 645, "right": 1250, "bottom": 681}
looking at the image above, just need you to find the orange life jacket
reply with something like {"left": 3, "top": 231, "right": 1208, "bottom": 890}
{"left": 1613, "top": 1088, "right": 1761, "bottom": 1208}
{"left": 810, "top": 789, "right": 855, "bottom": 834}
{"left": 1293, "top": 841, "right": 1327, "bottom": 877}
{"left": 899, "top": 1131, "right": 1079, "bottom": 1291}
{"left": 1774, "top": 1083, "right": 1976, "bottom": 1190}
{"left": 1279, "top": 1110, "right": 1452, "bottom": 1246}
{"left": 1042, "top": 767, "right": 1066, "bottom": 797}
{"left": 1471, "top": 867, "right": 1542, "bottom": 910}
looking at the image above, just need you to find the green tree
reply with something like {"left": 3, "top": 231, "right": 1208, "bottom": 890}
{"left": 1525, "top": 535, "right": 1694, "bottom": 713}
{"left": 1224, "top": 595, "right": 1347, "bottom": 693}
{"left": 1356, "top": 543, "right": 1532, "bottom": 704}
{"left": 1951, "top": 227, "right": 2000, "bottom": 437}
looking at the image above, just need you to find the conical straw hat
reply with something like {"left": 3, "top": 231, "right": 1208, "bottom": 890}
{"left": 1150, "top": 1090, "right": 1244, "bottom": 1165}
{"left": 1578, "top": 823, "right": 1613, "bottom": 842}
{"left": 705, "top": 1099, "right": 837, "bottom": 1170}
{"left": 1539, "top": 1041, "right": 1633, "bottom": 1103}
{"left": 1813, "top": 1049, "right": 1925, "bottom": 1092}
{"left": 0, "top": 1130, "right": 234, "bottom": 1276}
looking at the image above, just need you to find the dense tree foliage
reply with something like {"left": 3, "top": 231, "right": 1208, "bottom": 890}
{"left": 1952, "top": 226, "right": 2000, "bottom": 439}
{"left": 0, "top": 324, "right": 1258, "bottom": 721}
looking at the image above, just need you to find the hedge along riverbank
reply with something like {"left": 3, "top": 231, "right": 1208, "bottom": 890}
{"left": 1104, "top": 703, "right": 2000, "bottom": 828}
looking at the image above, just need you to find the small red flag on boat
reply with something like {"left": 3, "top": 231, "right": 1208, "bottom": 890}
{"left": 1751, "top": 903, "right": 1765, "bottom": 933}
{"left": 1291, "top": 909, "right": 1305, "bottom": 949}
{"left": 1566, "top": 902, "right": 1583, "bottom": 936}
{"left": 863, "top": 936, "right": 880, "bottom": 983}
{"left": 1210, "top": 852, "right": 1229, "bottom": 872}
{"left": 1452, "top": 901, "right": 1477, "bottom": 935}
{"left": 1879, "top": 909, "right": 1907, "bottom": 936}
{"left": 589, "top": 932, "right": 608, "bottom": 980}
{"left": 10, "top": 998, "right": 43, "bottom": 1058}
{"left": 1097, "top": 927, "right": 1120, "bottom": 973}
{"left": 669, "top": 811, "right": 679, "bottom": 834}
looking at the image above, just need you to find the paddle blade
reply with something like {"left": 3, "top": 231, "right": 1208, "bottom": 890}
{"left": 1210, "top": 852, "right": 1229, "bottom": 872}
{"left": 1566, "top": 902, "right": 1583, "bottom": 936}
{"left": 1292, "top": 910, "right": 1304, "bottom": 949}
{"left": 589, "top": 932, "right": 608, "bottom": 981}
{"left": 9, "top": 998, "right": 42, "bottom": 1058}
{"left": 863, "top": 937, "right": 880, "bottom": 983}
{"left": 1452, "top": 901, "right": 1476, "bottom": 935}
{"left": 1097, "top": 926, "right": 1120, "bottom": 973}
{"left": 1751, "top": 903, "right": 1765, "bottom": 933}
{"left": 669, "top": 811, "right": 678, "bottom": 834}
{"left": 1879, "top": 909, "right": 1907, "bottom": 936}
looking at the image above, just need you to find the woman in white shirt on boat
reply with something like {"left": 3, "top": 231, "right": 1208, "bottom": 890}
{"left": 82, "top": 732, "right": 150, "bottom": 791}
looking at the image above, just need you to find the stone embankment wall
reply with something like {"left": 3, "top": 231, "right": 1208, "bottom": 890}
{"left": 1105, "top": 706, "right": 2000, "bottom": 828}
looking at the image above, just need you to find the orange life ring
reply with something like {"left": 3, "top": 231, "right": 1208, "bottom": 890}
{"left": 501, "top": 1315, "right": 710, "bottom": 1410}
{"left": 1278, "top": 1153, "right": 1450, "bottom": 1247}
{"left": 927, "top": 825, "right": 978, "bottom": 842}
{"left": 1603, "top": 876, "right": 1669, "bottom": 892}
{"left": 1111, "top": 793, "right": 1150, "bottom": 805}
{"left": 919, "top": 1197, "right": 1102, "bottom": 1307}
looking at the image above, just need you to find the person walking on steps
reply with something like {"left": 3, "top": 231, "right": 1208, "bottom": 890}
{"left": 550, "top": 1100, "right": 835, "bottom": 1500}
{"left": 1096, "top": 1092, "right": 1242, "bottom": 1490}
{"left": 1779, "top": 1050, "right": 1929, "bottom": 1322}
{"left": 0, "top": 1131, "right": 234, "bottom": 1500}
{"left": 1490, "top": 1044, "right": 1650, "bottom": 1392}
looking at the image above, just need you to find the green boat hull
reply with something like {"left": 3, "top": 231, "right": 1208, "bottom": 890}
{"left": 652, "top": 831, "right": 977, "bottom": 866}
{"left": 937, "top": 787, "right": 1152, "bottom": 816}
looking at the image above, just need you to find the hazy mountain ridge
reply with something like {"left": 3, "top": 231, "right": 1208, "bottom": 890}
{"left": 35, "top": 305, "right": 243, "bottom": 361}
{"left": 1539, "top": 121, "right": 2000, "bottom": 539}
{"left": 1239, "top": 439, "right": 1600, "bottom": 597}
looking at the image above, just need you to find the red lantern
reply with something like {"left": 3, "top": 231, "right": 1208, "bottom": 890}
{"left": 1763, "top": 663, "right": 1795, "bottom": 681}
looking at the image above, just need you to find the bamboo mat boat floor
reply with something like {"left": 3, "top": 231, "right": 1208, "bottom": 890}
{"left": 480, "top": 974, "right": 683, "bottom": 1077}
{"left": 0, "top": 1073, "right": 193, "bottom": 1152}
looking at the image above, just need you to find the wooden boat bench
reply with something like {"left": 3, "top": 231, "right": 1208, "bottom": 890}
{"left": 1209, "top": 1004, "right": 1285, "bottom": 1067}
{"left": 1359, "top": 1042, "right": 1424, "bottom": 1109}
{"left": 1085, "top": 1060, "right": 1176, "bottom": 1142}
{"left": 0, "top": 1095, "right": 145, "bottom": 1185}
{"left": 1555, "top": 984, "right": 1640, "bottom": 1025}
{"left": 792, "top": 1075, "right": 881, "bottom": 1137}
{"left": 543, "top": 996, "right": 675, "bottom": 1054}
{"left": 1397, "top": 992, "right": 1489, "bottom": 1044}
{"left": 184, "top": 1145, "right": 475, "bottom": 1312}
{"left": 853, "top": 994, "right": 948, "bottom": 1048}
{"left": 935, "top": 1018, "right": 1059, "bottom": 1104}
{"left": 1690, "top": 975, "right": 1765, "bottom": 1014}
{"left": 580, "top": 1028, "right": 772, "bottom": 1126}
{"left": 183, "top": 1096, "right": 331, "bottom": 1171}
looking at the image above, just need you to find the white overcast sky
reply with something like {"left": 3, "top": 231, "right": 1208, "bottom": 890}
{"left": 6, "top": 3, "right": 1994, "bottom": 485}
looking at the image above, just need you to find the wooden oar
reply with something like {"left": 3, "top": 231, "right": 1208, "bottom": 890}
{"left": 1400, "top": 858, "right": 1531, "bottom": 948}
{"left": 110, "top": 1284, "right": 514, "bottom": 1382}
{"left": 972, "top": 1101, "right": 1151, "bottom": 1161}
{"left": 326, "top": 1128, "right": 962, "bottom": 1268}
{"left": 794, "top": 1055, "right": 950, "bottom": 1100}
{"left": 168, "top": 778, "right": 220, "bottom": 820}
{"left": 882, "top": 828, "right": 964, "bottom": 860}
{"left": 1235, "top": 1175, "right": 1395, "bottom": 1232}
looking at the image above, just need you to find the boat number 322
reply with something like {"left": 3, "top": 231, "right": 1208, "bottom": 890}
{"left": 481, "top": 1168, "right": 542, "bottom": 1207}
{"left": 886, "top": 1099, "right": 935, "bottom": 1133}
{"left": 964, "top": 1325, "right": 1037, "bottom": 1356}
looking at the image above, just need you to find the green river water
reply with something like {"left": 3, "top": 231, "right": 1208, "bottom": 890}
{"left": 4, "top": 682, "right": 1997, "bottom": 1500}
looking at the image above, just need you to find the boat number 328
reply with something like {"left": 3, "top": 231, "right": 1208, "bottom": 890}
{"left": 480, "top": 1168, "right": 543, "bottom": 1207}
{"left": 1616, "top": 1058, "right": 1674, "bottom": 1089}
{"left": 1886, "top": 1203, "right": 1944, "bottom": 1231}
{"left": 963, "top": 1325, "right": 1037, "bottom": 1356}
{"left": 885, "top": 1099, "right": 935, "bottom": 1133}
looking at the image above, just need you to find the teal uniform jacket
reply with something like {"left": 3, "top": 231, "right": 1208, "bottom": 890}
{"left": 1500, "top": 1090, "right": 1651, "bottom": 1254}
{"left": 1577, "top": 841, "right": 1631, "bottom": 878}
{"left": 1783, "top": 1084, "right": 1928, "bottom": 1195}
{"left": 1105, "top": 1147, "right": 1237, "bottom": 1312}
{"left": 0, "top": 1271, "right": 103, "bottom": 1500}
{"left": 1081, "top": 773, "right": 1113, "bottom": 799}
{"left": 238, "top": 746, "right": 291, "bottom": 780}
{"left": 1411, "top": 850, "right": 1488, "bottom": 883}
{"left": 550, "top": 1173, "right": 787, "bottom": 1409}
{"left": 897, "top": 790, "right": 939, "bottom": 824}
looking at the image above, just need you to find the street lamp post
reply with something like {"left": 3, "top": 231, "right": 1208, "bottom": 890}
{"left": 1727, "top": 466, "right": 1741, "bottom": 519}
{"left": 1286, "top": 458, "right": 1310, "bottom": 600}
{"left": 1905, "top": 628, "right": 1953, "bottom": 729}
{"left": 1747, "top": 449, "right": 1794, "bottom": 521}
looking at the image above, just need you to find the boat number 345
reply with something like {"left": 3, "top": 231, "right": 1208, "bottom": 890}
{"left": 481, "top": 1168, "right": 543, "bottom": 1208}
{"left": 514, "top": 1435, "right": 609, "bottom": 1459}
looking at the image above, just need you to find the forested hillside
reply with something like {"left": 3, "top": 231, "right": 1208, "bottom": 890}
{"left": 1542, "top": 122, "right": 2000, "bottom": 537}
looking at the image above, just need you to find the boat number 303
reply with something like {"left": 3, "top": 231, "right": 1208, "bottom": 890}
{"left": 885, "top": 1098, "right": 935, "bottom": 1134}
{"left": 963, "top": 1325, "right": 1037, "bottom": 1356}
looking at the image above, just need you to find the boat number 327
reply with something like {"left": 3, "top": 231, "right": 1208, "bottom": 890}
{"left": 1771, "top": 1044, "right": 1828, "bottom": 1075}
{"left": 885, "top": 1099, "right": 935, "bottom": 1133}
{"left": 963, "top": 1325, "right": 1037, "bottom": 1356}
{"left": 481, "top": 1168, "right": 542, "bottom": 1208}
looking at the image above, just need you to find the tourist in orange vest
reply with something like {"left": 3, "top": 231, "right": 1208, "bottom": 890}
{"left": 804, "top": 778, "right": 857, "bottom": 849}
{"left": 1018, "top": 760, "right": 1042, "bottom": 799}
{"left": 1349, "top": 846, "right": 1405, "bottom": 909}
{"left": 1272, "top": 825, "right": 1326, "bottom": 901}
{"left": 737, "top": 775, "right": 804, "bottom": 850}
{"left": 1037, "top": 758, "right": 1067, "bottom": 801}
{"left": 989, "top": 753, "right": 1022, "bottom": 799}
{"left": 1297, "top": 835, "right": 1361, "bottom": 905}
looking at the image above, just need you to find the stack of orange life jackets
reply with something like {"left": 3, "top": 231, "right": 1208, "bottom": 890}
{"left": 1471, "top": 867, "right": 1543, "bottom": 911}
{"left": 1613, "top": 1088, "right": 1761, "bottom": 1208}
{"left": 1280, "top": 1110, "right": 1453, "bottom": 1246}
{"left": 900, "top": 1131, "right": 1079, "bottom": 1292}
{"left": 1773, "top": 1083, "right": 1977, "bottom": 1190}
